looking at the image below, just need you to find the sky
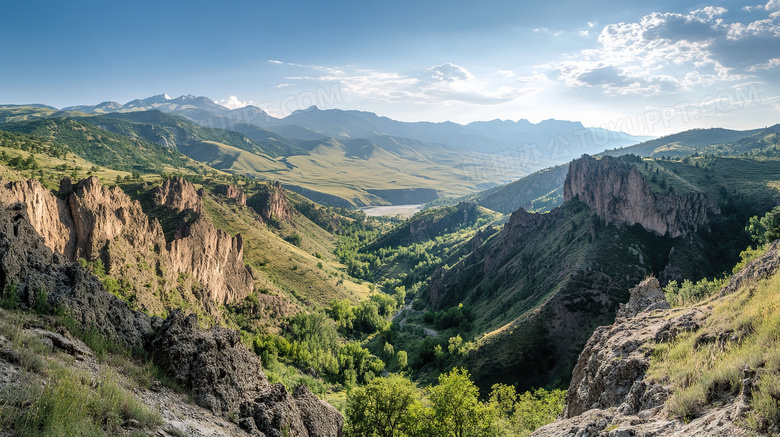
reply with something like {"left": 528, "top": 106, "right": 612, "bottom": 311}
{"left": 1, "top": 0, "right": 779, "bottom": 135}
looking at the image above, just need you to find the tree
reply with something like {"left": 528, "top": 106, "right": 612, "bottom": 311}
{"left": 383, "top": 342, "right": 394, "bottom": 359}
{"left": 397, "top": 350, "right": 408, "bottom": 370}
{"left": 747, "top": 206, "right": 780, "bottom": 245}
{"left": 429, "top": 368, "right": 496, "bottom": 437}
{"left": 345, "top": 375, "right": 422, "bottom": 437}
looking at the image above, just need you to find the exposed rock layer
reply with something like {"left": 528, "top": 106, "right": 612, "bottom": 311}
{"left": 564, "top": 155, "right": 720, "bottom": 237}
{"left": 534, "top": 246, "right": 780, "bottom": 436}
{"left": 0, "top": 204, "right": 343, "bottom": 436}
{"left": 0, "top": 176, "right": 253, "bottom": 309}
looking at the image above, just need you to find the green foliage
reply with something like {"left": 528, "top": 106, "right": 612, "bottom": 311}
{"left": 423, "top": 303, "right": 473, "bottom": 330}
{"left": 345, "top": 375, "right": 424, "bottom": 437}
{"left": 0, "top": 282, "right": 19, "bottom": 310}
{"left": 341, "top": 369, "right": 564, "bottom": 437}
{"left": 285, "top": 232, "right": 302, "bottom": 247}
{"left": 2, "top": 118, "right": 193, "bottom": 174}
{"left": 7, "top": 365, "right": 162, "bottom": 436}
{"left": 397, "top": 350, "right": 408, "bottom": 370}
{"left": 510, "top": 388, "right": 566, "bottom": 436}
{"left": 663, "top": 277, "right": 727, "bottom": 307}
{"left": 747, "top": 206, "right": 780, "bottom": 245}
{"left": 428, "top": 368, "right": 496, "bottom": 437}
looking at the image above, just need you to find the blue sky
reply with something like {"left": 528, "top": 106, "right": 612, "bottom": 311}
{"left": 1, "top": 0, "right": 779, "bottom": 135}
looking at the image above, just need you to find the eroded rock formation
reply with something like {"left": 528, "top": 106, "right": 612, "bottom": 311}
{"left": 0, "top": 176, "right": 253, "bottom": 312}
{"left": 248, "top": 181, "right": 294, "bottom": 223}
{"left": 153, "top": 176, "right": 203, "bottom": 214}
{"left": 0, "top": 205, "right": 343, "bottom": 436}
{"left": 214, "top": 184, "right": 247, "bottom": 206}
{"left": 564, "top": 155, "right": 720, "bottom": 238}
{"left": 533, "top": 246, "right": 780, "bottom": 436}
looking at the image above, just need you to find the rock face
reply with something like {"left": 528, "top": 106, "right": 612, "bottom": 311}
{"left": 0, "top": 176, "right": 253, "bottom": 312}
{"left": 214, "top": 184, "right": 247, "bottom": 206}
{"left": 150, "top": 309, "right": 266, "bottom": 414}
{"left": 562, "top": 278, "right": 692, "bottom": 419}
{"left": 532, "top": 249, "right": 780, "bottom": 436}
{"left": 564, "top": 155, "right": 720, "bottom": 238}
{"left": 68, "top": 177, "right": 166, "bottom": 263}
{"left": 0, "top": 203, "right": 153, "bottom": 349}
{"left": 167, "top": 217, "right": 254, "bottom": 305}
{"left": 239, "top": 384, "right": 344, "bottom": 437}
{"left": 0, "top": 179, "right": 74, "bottom": 255}
{"left": 0, "top": 202, "right": 343, "bottom": 436}
{"left": 152, "top": 176, "right": 203, "bottom": 214}
{"left": 249, "top": 181, "right": 294, "bottom": 223}
{"left": 615, "top": 277, "right": 670, "bottom": 319}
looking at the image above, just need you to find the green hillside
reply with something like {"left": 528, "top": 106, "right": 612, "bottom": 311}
{"left": 0, "top": 117, "right": 196, "bottom": 174}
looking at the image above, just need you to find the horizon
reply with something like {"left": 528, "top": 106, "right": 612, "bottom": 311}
{"left": 1, "top": 0, "right": 779, "bottom": 136}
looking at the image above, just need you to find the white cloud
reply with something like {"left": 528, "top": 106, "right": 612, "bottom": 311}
{"left": 216, "top": 95, "right": 255, "bottom": 109}
{"left": 276, "top": 83, "right": 293, "bottom": 88}
{"left": 552, "top": 5, "right": 780, "bottom": 95}
{"left": 579, "top": 30, "right": 590, "bottom": 37}
{"left": 588, "top": 21, "right": 596, "bottom": 28}
{"left": 768, "top": 0, "right": 780, "bottom": 16}
{"left": 268, "top": 60, "right": 284, "bottom": 64}
{"left": 279, "top": 62, "right": 537, "bottom": 106}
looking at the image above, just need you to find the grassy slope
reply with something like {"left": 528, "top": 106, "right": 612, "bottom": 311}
{"left": 201, "top": 195, "right": 372, "bottom": 306}
{"left": 469, "top": 164, "right": 570, "bottom": 214}
{"left": 635, "top": 156, "right": 780, "bottom": 210}
{"left": 603, "top": 127, "right": 765, "bottom": 158}
{"left": 647, "top": 246, "right": 780, "bottom": 431}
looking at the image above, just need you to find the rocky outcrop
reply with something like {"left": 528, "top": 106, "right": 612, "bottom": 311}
{"left": 152, "top": 176, "right": 203, "bottom": 213}
{"left": 0, "top": 179, "right": 74, "bottom": 255}
{"left": 530, "top": 252, "right": 780, "bottom": 436}
{"left": 214, "top": 184, "right": 247, "bottom": 206}
{"left": 150, "top": 309, "right": 343, "bottom": 437}
{"left": 720, "top": 239, "right": 780, "bottom": 295}
{"left": 239, "top": 384, "right": 344, "bottom": 437}
{"left": 615, "top": 277, "right": 670, "bottom": 319}
{"left": 168, "top": 218, "right": 253, "bottom": 305}
{"left": 0, "top": 203, "right": 153, "bottom": 349}
{"left": 563, "top": 278, "right": 696, "bottom": 419}
{"left": 564, "top": 155, "right": 720, "bottom": 238}
{"left": 0, "top": 203, "right": 343, "bottom": 436}
{"left": 150, "top": 309, "right": 266, "bottom": 414}
{"left": 68, "top": 177, "right": 166, "bottom": 263}
{"left": 249, "top": 181, "right": 295, "bottom": 223}
{"left": 0, "top": 176, "right": 253, "bottom": 311}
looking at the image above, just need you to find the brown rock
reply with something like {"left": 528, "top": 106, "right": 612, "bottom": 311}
{"left": 150, "top": 309, "right": 266, "bottom": 415}
{"left": 563, "top": 155, "right": 720, "bottom": 238}
{"left": 153, "top": 176, "right": 203, "bottom": 213}
{"left": 214, "top": 184, "right": 247, "bottom": 206}
{"left": 248, "top": 182, "right": 294, "bottom": 223}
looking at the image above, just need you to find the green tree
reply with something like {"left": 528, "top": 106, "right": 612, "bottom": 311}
{"left": 344, "top": 375, "right": 423, "bottom": 437}
{"left": 429, "top": 368, "right": 496, "bottom": 437}
{"left": 397, "top": 350, "right": 408, "bottom": 370}
{"left": 747, "top": 206, "right": 780, "bottom": 245}
{"left": 383, "top": 342, "right": 395, "bottom": 359}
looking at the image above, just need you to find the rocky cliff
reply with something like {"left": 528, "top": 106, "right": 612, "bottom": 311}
{"left": 0, "top": 175, "right": 253, "bottom": 313}
{"left": 533, "top": 243, "right": 780, "bottom": 436}
{"left": 564, "top": 155, "right": 720, "bottom": 238}
{"left": 153, "top": 176, "right": 203, "bottom": 214}
{"left": 0, "top": 204, "right": 343, "bottom": 436}
{"left": 214, "top": 184, "right": 247, "bottom": 206}
{"left": 248, "top": 181, "right": 295, "bottom": 223}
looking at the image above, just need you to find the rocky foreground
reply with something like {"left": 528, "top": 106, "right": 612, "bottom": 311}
{"left": 532, "top": 242, "right": 780, "bottom": 436}
{"left": 0, "top": 201, "right": 343, "bottom": 436}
